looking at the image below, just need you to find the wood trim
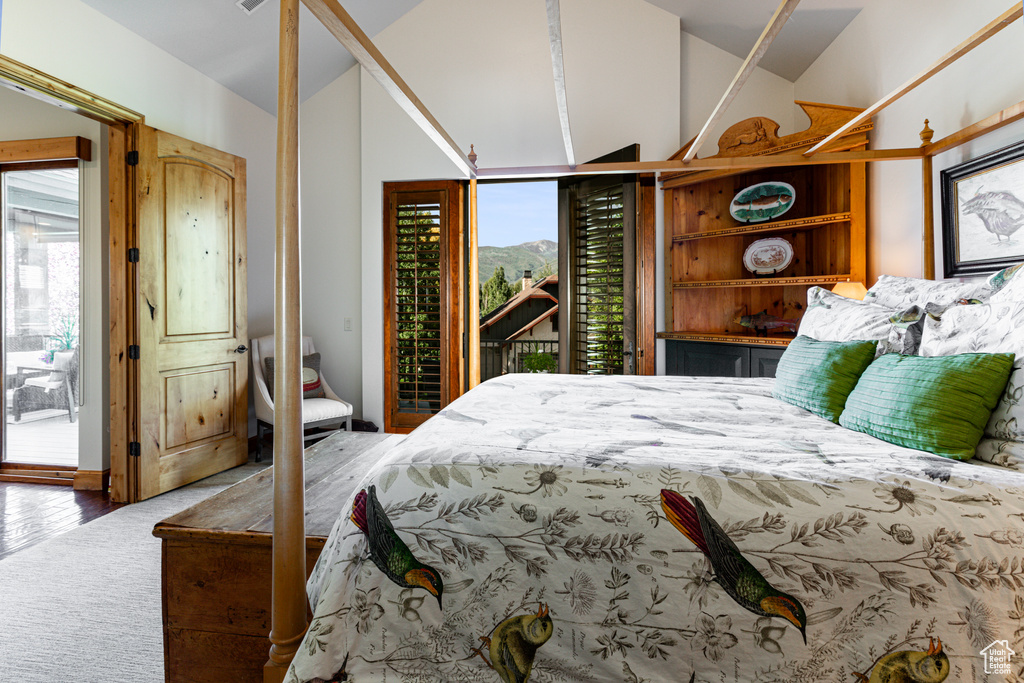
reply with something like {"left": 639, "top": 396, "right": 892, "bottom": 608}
{"left": 546, "top": 0, "right": 575, "bottom": 167}
{"left": 266, "top": 0, "right": 306, "bottom": 680}
{"left": 73, "top": 469, "right": 110, "bottom": 491}
{"left": 301, "top": 0, "right": 476, "bottom": 178}
{"left": 0, "top": 158, "right": 79, "bottom": 173}
{"left": 108, "top": 123, "right": 133, "bottom": 503}
{"left": 850, "top": 162, "right": 868, "bottom": 284}
{"left": 637, "top": 174, "right": 656, "bottom": 375}
{"left": 682, "top": 0, "right": 801, "bottom": 162}
{"left": 663, "top": 185, "right": 674, "bottom": 353}
{"left": 805, "top": 2, "right": 1023, "bottom": 156}
{"left": 467, "top": 180, "right": 481, "bottom": 390}
{"left": 924, "top": 99, "right": 1024, "bottom": 156}
{"left": 0, "top": 470, "right": 75, "bottom": 485}
{"left": 0, "top": 55, "right": 143, "bottom": 126}
{"left": 479, "top": 148, "right": 923, "bottom": 181}
{"left": 0, "top": 137, "right": 91, "bottom": 163}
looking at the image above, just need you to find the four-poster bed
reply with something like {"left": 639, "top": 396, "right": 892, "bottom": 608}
{"left": 252, "top": 1, "right": 1024, "bottom": 681}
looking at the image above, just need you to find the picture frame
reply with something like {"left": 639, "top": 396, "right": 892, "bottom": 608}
{"left": 941, "top": 139, "right": 1024, "bottom": 278}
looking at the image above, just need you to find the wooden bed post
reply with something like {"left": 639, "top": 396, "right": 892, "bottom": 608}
{"left": 265, "top": 0, "right": 307, "bottom": 681}
{"left": 920, "top": 120, "right": 936, "bottom": 279}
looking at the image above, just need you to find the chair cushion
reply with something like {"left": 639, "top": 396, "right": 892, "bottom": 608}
{"left": 302, "top": 397, "right": 353, "bottom": 424}
{"left": 264, "top": 353, "right": 326, "bottom": 401}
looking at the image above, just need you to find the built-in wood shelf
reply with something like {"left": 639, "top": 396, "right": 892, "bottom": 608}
{"left": 672, "top": 274, "right": 851, "bottom": 289}
{"left": 657, "top": 331, "right": 794, "bottom": 347}
{"left": 671, "top": 212, "right": 851, "bottom": 242}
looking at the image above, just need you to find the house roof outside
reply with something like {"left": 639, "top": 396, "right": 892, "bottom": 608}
{"left": 480, "top": 275, "right": 558, "bottom": 332}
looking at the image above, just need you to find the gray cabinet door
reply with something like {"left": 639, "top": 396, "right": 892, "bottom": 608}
{"left": 751, "top": 347, "right": 785, "bottom": 378}
{"left": 666, "top": 341, "right": 749, "bottom": 378}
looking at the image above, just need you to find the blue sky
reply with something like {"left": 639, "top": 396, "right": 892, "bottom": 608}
{"left": 477, "top": 181, "right": 557, "bottom": 247}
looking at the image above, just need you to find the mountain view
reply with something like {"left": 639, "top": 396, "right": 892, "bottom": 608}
{"left": 478, "top": 239, "right": 558, "bottom": 285}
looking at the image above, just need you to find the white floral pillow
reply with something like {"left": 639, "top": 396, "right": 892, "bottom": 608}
{"left": 919, "top": 299, "right": 1024, "bottom": 467}
{"left": 864, "top": 274, "right": 990, "bottom": 310}
{"left": 990, "top": 262, "right": 1024, "bottom": 302}
{"left": 799, "top": 287, "right": 924, "bottom": 355}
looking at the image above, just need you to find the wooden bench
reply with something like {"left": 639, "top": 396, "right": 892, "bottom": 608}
{"left": 153, "top": 431, "right": 403, "bottom": 682}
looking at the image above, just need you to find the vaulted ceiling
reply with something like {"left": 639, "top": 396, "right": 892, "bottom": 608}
{"left": 77, "top": 0, "right": 866, "bottom": 115}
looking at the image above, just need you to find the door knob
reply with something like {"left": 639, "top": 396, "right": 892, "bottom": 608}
{"left": 235, "top": 345, "right": 248, "bottom": 354}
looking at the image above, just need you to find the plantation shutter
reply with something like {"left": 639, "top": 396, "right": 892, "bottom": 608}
{"left": 570, "top": 181, "right": 631, "bottom": 374}
{"left": 559, "top": 145, "right": 641, "bottom": 376}
{"left": 384, "top": 181, "right": 463, "bottom": 433}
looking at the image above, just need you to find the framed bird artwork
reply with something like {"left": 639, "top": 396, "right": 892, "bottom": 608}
{"left": 941, "top": 138, "right": 1024, "bottom": 277}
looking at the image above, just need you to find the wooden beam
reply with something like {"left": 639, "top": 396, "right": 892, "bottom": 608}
{"left": 0, "top": 136, "right": 91, "bottom": 163}
{"left": 546, "top": 0, "right": 576, "bottom": 167}
{"left": 805, "top": 2, "right": 1023, "bottom": 156}
{"left": 682, "top": 0, "right": 801, "bottom": 163}
{"left": 265, "top": 0, "right": 306, "bottom": 681}
{"left": 925, "top": 99, "right": 1024, "bottom": 156}
{"left": 302, "top": 0, "right": 476, "bottom": 178}
{"left": 478, "top": 147, "right": 924, "bottom": 180}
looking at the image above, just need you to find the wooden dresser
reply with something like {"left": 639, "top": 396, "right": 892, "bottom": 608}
{"left": 153, "top": 431, "right": 402, "bottom": 683}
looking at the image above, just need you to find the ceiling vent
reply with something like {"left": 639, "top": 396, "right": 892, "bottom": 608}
{"left": 236, "top": 0, "right": 269, "bottom": 16}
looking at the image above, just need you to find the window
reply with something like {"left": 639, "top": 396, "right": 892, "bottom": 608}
{"left": 383, "top": 181, "right": 464, "bottom": 433}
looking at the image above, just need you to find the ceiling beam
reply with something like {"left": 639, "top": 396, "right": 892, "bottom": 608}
{"left": 546, "top": 0, "right": 576, "bottom": 168}
{"left": 805, "top": 1, "right": 1023, "bottom": 157}
{"left": 301, "top": 0, "right": 477, "bottom": 178}
{"left": 682, "top": 0, "right": 801, "bottom": 163}
{"left": 477, "top": 147, "right": 923, "bottom": 180}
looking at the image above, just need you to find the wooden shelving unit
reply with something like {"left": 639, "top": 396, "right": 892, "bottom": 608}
{"left": 660, "top": 103, "right": 869, "bottom": 353}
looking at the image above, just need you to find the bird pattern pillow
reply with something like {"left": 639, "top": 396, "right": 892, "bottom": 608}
{"left": 798, "top": 287, "right": 925, "bottom": 355}
{"left": 919, "top": 298, "right": 1024, "bottom": 468}
{"left": 864, "top": 274, "right": 991, "bottom": 310}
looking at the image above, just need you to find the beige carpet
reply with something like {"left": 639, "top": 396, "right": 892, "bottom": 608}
{"left": 0, "top": 461, "right": 269, "bottom": 682}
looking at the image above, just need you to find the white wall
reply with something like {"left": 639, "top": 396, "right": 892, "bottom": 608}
{"left": 1, "top": 0, "right": 278, "bottom": 450}
{"left": 796, "top": 0, "right": 1024, "bottom": 282}
{"left": 0, "top": 86, "right": 106, "bottom": 471}
{"left": 341, "top": 0, "right": 681, "bottom": 426}
{"left": 680, "top": 31, "right": 798, "bottom": 146}
{"left": 299, "top": 67, "right": 363, "bottom": 417}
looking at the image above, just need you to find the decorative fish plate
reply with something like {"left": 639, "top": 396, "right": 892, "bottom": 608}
{"left": 730, "top": 180, "right": 796, "bottom": 223}
{"left": 743, "top": 236, "right": 794, "bottom": 274}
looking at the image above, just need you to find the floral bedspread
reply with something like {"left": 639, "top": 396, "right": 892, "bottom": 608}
{"left": 286, "top": 374, "right": 1024, "bottom": 683}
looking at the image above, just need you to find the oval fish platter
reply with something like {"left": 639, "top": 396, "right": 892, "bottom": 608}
{"left": 729, "top": 181, "right": 796, "bottom": 223}
{"left": 743, "top": 237, "right": 794, "bottom": 275}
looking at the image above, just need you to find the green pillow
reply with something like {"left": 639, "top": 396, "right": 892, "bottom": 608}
{"left": 772, "top": 336, "right": 878, "bottom": 422}
{"left": 839, "top": 352, "right": 1015, "bottom": 460}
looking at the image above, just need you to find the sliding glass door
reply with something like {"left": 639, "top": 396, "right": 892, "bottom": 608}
{"left": 1, "top": 165, "right": 81, "bottom": 466}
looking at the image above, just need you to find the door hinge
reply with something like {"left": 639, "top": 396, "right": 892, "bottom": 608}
{"left": 128, "top": 442, "right": 141, "bottom": 457}
{"left": 128, "top": 345, "right": 140, "bottom": 360}
{"left": 126, "top": 150, "right": 139, "bottom": 166}
{"left": 127, "top": 247, "right": 139, "bottom": 263}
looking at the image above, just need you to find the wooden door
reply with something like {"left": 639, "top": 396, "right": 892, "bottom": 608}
{"left": 135, "top": 126, "right": 248, "bottom": 500}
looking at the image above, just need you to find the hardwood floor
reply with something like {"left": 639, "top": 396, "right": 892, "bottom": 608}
{"left": 0, "top": 481, "right": 123, "bottom": 561}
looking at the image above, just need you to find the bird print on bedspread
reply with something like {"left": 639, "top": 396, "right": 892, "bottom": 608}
{"left": 854, "top": 637, "right": 950, "bottom": 683}
{"left": 351, "top": 486, "right": 444, "bottom": 608}
{"left": 472, "top": 603, "right": 554, "bottom": 683}
{"left": 660, "top": 490, "right": 808, "bottom": 643}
